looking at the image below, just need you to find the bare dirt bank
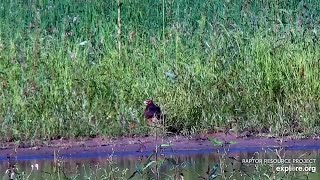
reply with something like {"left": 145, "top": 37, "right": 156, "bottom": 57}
{"left": 1, "top": 133, "right": 319, "bottom": 161}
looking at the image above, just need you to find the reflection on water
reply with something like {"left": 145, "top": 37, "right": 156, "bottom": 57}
{"left": 1, "top": 149, "right": 319, "bottom": 179}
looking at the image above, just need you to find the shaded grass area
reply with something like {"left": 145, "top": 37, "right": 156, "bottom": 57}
{"left": 0, "top": 0, "right": 319, "bottom": 141}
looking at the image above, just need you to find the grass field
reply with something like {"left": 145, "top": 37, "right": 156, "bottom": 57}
{"left": 0, "top": 0, "right": 319, "bottom": 141}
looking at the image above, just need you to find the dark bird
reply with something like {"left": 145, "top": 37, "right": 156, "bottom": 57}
{"left": 143, "top": 99, "right": 182, "bottom": 134}
{"left": 143, "top": 99, "right": 162, "bottom": 126}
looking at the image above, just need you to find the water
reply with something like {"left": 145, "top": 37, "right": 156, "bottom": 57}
{"left": 1, "top": 147, "right": 319, "bottom": 180}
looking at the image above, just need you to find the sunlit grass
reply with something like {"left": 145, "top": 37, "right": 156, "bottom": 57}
{"left": 0, "top": 0, "right": 319, "bottom": 141}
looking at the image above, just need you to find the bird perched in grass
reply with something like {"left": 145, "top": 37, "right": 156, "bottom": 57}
{"left": 143, "top": 99, "right": 162, "bottom": 127}
{"left": 143, "top": 99, "right": 182, "bottom": 135}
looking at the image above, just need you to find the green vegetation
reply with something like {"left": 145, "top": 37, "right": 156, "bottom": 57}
{"left": 0, "top": 0, "right": 319, "bottom": 140}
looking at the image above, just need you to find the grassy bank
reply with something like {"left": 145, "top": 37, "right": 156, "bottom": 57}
{"left": 0, "top": 0, "right": 319, "bottom": 141}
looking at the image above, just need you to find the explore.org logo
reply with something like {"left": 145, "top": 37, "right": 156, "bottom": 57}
{"left": 275, "top": 165, "right": 316, "bottom": 173}
{"left": 241, "top": 158, "right": 317, "bottom": 173}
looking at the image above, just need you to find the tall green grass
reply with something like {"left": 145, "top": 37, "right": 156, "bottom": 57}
{"left": 0, "top": 0, "right": 319, "bottom": 140}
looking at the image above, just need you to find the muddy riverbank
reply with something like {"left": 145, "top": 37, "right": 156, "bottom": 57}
{"left": 0, "top": 133, "right": 319, "bottom": 161}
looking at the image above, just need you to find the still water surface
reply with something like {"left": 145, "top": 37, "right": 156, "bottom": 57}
{"left": 1, "top": 148, "right": 319, "bottom": 179}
